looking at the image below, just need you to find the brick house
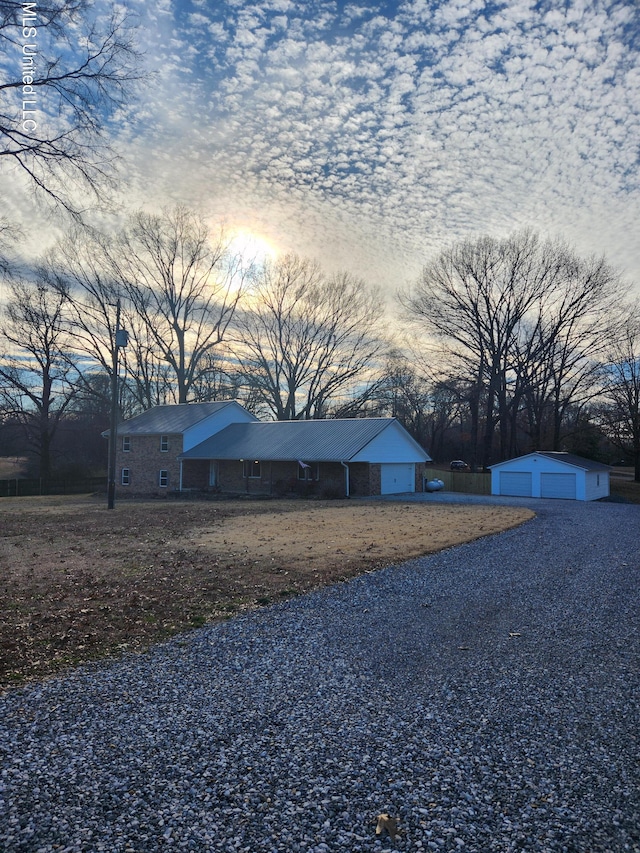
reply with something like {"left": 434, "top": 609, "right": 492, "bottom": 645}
{"left": 108, "top": 402, "right": 431, "bottom": 497}
{"left": 107, "top": 401, "right": 258, "bottom": 496}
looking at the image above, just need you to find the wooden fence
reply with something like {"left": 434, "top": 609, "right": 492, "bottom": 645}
{"left": 426, "top": 468, "right": 492, "bottom": 495}
{"left": 0, "top": 477, "right": 107, "bottom": 497}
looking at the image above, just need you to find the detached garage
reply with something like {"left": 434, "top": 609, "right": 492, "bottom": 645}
{"left": 490, "top": 452, "right": 611, "bottom": 501}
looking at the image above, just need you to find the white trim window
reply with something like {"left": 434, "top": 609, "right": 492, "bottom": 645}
{"left": 121, "top": 468, "right": 130, "bottom": 486}
{"left": 122, "top": 435, "right": 130, "bottom": 452}
{"left": 160, "top": 435, "right": 169, "bottom": 452}
{"left": 243, "top": 460, "right": 261, "bottom": 479}
{"left": 159, "top": 469, "right": 169, "bottom": 487}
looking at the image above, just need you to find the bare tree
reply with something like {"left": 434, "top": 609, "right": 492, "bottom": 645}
{"left": 109, "top": 206, "right": 249, "bottom": 404}
{"left": 50, "top": 210, "right": 248, "bottom": 407}
{"left": 51, "top": 228, "right": 172, "bottom": 413}
{"left": 598, "top": 313, "right": 640, "bottom": 481}
{"left": 231, "top": 254, "right": 385, "bottom": 420}
{"left": 401, "top": 231, "right": 561, "bottom": 466}
{"left": 0, "top": 274, "right": 78, "bottom": 479}
{"left": 0, "top": 0, "right": 143, "bottom": 214}
{"left": 515, "top": 251, "right": 625, "bottom": 451}
{"left": 401, "top": 231, "right": 627, "bottom": 466}
{"left": 119, "top": 310, "right": 175, "bottom": 409}
{"left": 188, "top": 349, "right": 263, "bottom": 412}
{"left": 368, "top": 351, "right": 460, "bottom": 455}
{"left": 47, "top": 229, "right": 120, "bottom": 375}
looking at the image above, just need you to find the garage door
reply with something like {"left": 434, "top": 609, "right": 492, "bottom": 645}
{"left": 540, "top": 472, "right": 576, "bottom": 499}
{"left": 499, "top": 471, "right": 532, "bottom": 496}
{"left": 380, "top": 463, "right": 415, "bottom": 495}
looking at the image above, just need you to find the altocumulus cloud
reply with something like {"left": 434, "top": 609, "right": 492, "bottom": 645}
{"left": 7, "top": 0, "right": 640, "bottom": 292}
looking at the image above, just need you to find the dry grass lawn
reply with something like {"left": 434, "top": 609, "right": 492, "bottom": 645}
{"left": 0, "top": 495, "right": 533, "bottom": 690}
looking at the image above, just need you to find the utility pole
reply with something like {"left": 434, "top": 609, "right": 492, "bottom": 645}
{"left": 107, "top": 300, "right": 128, "bottom": 509}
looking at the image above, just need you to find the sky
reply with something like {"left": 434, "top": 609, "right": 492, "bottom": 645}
{"left": 5, "top": 0, "right": 640, "bottom": 295}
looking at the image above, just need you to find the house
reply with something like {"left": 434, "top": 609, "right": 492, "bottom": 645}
{"left": 489, "top": 452, "right": 611, "bottom": 501}
{"left": 108, "top": 401, "right": 258, "bottom": 494}
{"left": 108, "top": 402, "right": 431, "bottom": 497}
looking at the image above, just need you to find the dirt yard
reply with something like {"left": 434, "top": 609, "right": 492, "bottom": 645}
{"left": 0, "top": 495, "right": 533, "bottom": 690}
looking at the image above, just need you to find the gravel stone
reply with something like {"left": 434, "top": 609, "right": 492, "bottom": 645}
{"left": 1, "top": 497, "right": 639, "bottom": 852}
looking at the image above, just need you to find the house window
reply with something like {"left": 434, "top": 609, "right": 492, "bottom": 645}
{"left": 209, "top": 461, "right": 218, "bottom": 487}
{"left": 159, "top": 469, "right": 169, "bottom": 487}
{"left": 121, "top": 468, "right": 130, "bottom": 486}
{"left": 243, "top": 460, "right": 261, "bottom": 479}
{"left": 122, "top": 435, "right": 130, "bottom": 452}
{"left": 160, "top": 435, "right": 169, "bottom": 452}
{"left": 298, "top": 462, "right": 318, "bottom": 481}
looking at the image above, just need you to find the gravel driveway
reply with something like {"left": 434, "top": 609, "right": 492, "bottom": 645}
{"left": 1, "top": 498, "right": 639, "bottom": 852}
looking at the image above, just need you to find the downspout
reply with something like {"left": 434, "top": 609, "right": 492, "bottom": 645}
{"left": 341, "top": 461, "right": 350, "bottom": 497}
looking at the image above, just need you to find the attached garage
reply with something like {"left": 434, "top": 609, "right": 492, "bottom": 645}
{"left": 490, "top": 452, "right": 610, "bottom": 501}
{"left": 381, "top": 463, "right": 415, "bottom": 495}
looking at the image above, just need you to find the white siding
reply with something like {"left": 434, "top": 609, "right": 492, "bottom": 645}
{"left": 491, "top": 453, "right": 610, "bottom": 501}
{"left": 585, "top": 471, "right": 610, "bottom": 501}
{"left": 381, "top": 463, "right": 415, "bottom": 494}
{"left": 499, "top": 471, "right": 532, "bottom": 496}
{"left": 183, "top": 403, "right": 258, "bottom": 451}
{"left": 350, "top": 421, "right": 428, "bottom": 463}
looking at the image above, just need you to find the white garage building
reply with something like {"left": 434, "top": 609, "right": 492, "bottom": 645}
{"left": 490, "top": 452, "right": 611, "bottom": 501}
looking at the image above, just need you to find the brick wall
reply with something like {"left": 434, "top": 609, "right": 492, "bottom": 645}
{"left": 182, "top": 460, "right": 209, "bottom": 490}
{"left": 116, "top": 433, "right": 183, "bottom": 496}
{"left": 218, "top": 459, "right": 256, "bottom": 493}
{"left": 121, "top": 448, "right": 415, "bottom": 498}
{"left": 349, "top": 462, "right": 371, "bottom": 496}
{"left": 214, "top": 459, "right": 348, "bottom": 496}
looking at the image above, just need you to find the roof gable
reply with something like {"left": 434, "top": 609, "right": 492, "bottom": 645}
{"left": 112, "top": 401, "right": 257, "bottom": 436}
{"left": 350, "top": 419, "right": 431, "bottom": 463}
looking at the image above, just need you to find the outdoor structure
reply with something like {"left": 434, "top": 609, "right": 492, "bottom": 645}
{"left": 489, "top": 452, "right": 611, "bottom": 501}
{"left": 106, "top": 401, "right": 258, "bottom": 495}
{"left": 107, "top": 402, "right": 431, "bottom": 497}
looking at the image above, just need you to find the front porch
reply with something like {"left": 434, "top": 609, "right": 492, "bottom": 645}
{"left": 180, "top": 459, "right": 380, "bottom": 497}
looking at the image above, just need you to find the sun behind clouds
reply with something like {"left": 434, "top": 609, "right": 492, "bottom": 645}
{"left": 227, "top": 228, "right": 279, "bottom": 269}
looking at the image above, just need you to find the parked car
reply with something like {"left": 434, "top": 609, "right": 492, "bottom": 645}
{"left": 450, "top": 460, "right": 470, "bottom": 471}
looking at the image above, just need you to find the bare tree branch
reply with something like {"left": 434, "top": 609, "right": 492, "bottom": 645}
{"left": 0, "top": 1, "right": 145, "bottom": 215}
{"left": 108, "top": 206, "right": 248, "bottom": 404}
{"left": 231, "top": 254, "right": 385, "bottom": 420}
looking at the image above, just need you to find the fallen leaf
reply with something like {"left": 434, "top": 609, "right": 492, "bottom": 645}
{"left": 375, "top": 813, "right": 398, "bottom": 842}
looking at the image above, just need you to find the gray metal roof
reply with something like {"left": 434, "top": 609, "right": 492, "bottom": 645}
{"left": 490, "top": 451, "right": 611, "bottom": 472}
{"left": 180, "top": 418, "right": 422, "bottom": 462}
{"left": 110, "top": 401, "right": 244, "bottom": 436}
{"left": 534, "top": 451, "right": 612, "bottom": 471}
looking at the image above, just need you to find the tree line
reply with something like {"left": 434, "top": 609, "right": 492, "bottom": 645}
{"left": 1, "top": 211, "right": 639, "bottom": 483}
{"left": 0, "top": 4, "right": 638, "bottom": 483}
